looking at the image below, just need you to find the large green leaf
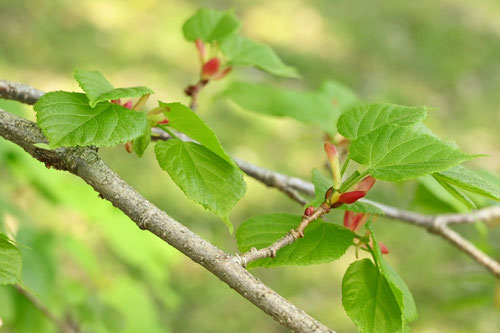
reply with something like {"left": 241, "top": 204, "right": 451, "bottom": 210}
{"left": 220, "top": 36, "right": 298, "bottom": 78}
{"left": 155, "top": 139, "right": 245, "bottom": 231}
{"left": 0, "top": 234, "right": 22, "bottom": 285}
{"left": 74, "top": 68, "right": 153, "bottom": 107}
{"left": 349, "top": 124, "right": 475, "bottom": 181}
{"left": 158, "top": 102, "right": 232, "bottom": 164}
{"left": 182, "top": 8, "right": 240, "bottom": 42}
{"left": 369, "top": 225, "right": 418, "bottom": 326}
{"left": 417, "top": 175, "right": 469, "bottom": 212}
{"left": 338, "top": 103, "right": 427, "bottom": 140}
{"left": 223, "top": 81, "right": 341, "bottom": 135}
{"left": 308, "top": 169, "right": 383, "bottom": 214}
{"left": 34, "top": 91, "right": 147, "bottom": 148}
{"left": 236, "top": 213, "right": 354, "bottom": 267}
{"left": 434, "top": 165, "right": 500, "bottom": 201}
{"left": 342, "top": 259, "right": 403, "bottom": 333}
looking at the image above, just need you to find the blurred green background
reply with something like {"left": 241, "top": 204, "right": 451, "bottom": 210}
{"left": 1, "top": 0, "right": 499, "bottom": 332}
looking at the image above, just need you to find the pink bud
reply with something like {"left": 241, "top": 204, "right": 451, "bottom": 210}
{"left": 202, "top": 57, "right": 221, "bottom": 78}
{"left": 338, "top": 191, "right": 366, "bottom": 204}
{"left": 350, "top": 175, "right": 376, "bottom": 192}
{"left": 304, "top": 206, "right": 314, "bottom": 216}
{"left": 212, "top": 66, "right": 232, "bottom": 80}
{"left": 379, "top": 242, "right": 389, "bottom": 255}
{"left": 195, "top": 38, "right": 205, "bottom": 60}
{"left": 324, "top": 142, "right": 341, "bottom": 189}
{"left": 122, "top": 100, "right": 133, "bottom": 109}
{"left": 111, "top": 99, "right": 121, "bottom": 105}
{"left": 343, "top": 211, "right": 369, "bottom": 232}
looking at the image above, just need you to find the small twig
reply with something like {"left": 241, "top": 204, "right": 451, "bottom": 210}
{"left": 15, "top": 284, "right": 79, "bottom": 333}
{"left": 237, "top": 204, "right": 331, "bottom": 267}
{"left": 0, "top": 80, "right": 44, "bottom": 105}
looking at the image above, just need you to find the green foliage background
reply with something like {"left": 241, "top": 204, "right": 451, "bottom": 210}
{"left": 1, "top": 0, "right": 499, "bottom": 332}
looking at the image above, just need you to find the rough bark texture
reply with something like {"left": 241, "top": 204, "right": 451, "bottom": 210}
{"left": 0, "top": 108, "right": 335, "bottom": 333}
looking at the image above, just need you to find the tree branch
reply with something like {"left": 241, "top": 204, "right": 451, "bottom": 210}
{"left": 0, "top": 107, "right": 334, "bottom": 333}
{"left": 15, "top": 284, "right": 79, "bottom": 333}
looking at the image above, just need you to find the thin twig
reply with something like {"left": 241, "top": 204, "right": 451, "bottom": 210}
{"left": 237, "top": 203, "right": 331, "bottom": 267}
{"left": 15, "top": 284, "right": 79, "bottom": 333}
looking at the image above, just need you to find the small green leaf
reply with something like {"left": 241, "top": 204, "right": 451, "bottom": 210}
{"left": 433, "top": 175, "right": 477, "bottom": 209}
{"left": 434, "top": 165, "right": 500, "bottom": 201}
{"left": 417, "top": 175, "right": 469, "bottom": 212}
{"left": 308, "top": 169, "right": 384, "bottom": 215}
{"left": 0, "top": 234, "right": 22, "bottom": 285}
{"left": 34, "top": 91, "right": 147, "bottom": 148}
{"left": 220, "top": 36, "right": 299, "bottom": 78}
{"left": 338, "top": 103, "right": 427, "bottom": 140}
{"left": 342, "top": 259, "right": 403, "bottom": 333}
{"left": 349, "top": 124, "right": 475, "bottom": 181}
{"left": 236, "top": 213, "right": 354, "bottom": 267}
{"left": 74, "top": 68, "right": 154, "bottom": 107}
{"left": 223, "top": 81, "right": 339, "bottom": 135}
{"left": 182, "top": 8, "right": 240, "bottom": 42}
{"left": 155, "top": 139, "right": 245, "bottom": 232}
{"left": 369, "top": 225, "right": 418, "bottom": 325}
{"left": 133, "top": 123, "right": 152, "bottom": 157}
{"left": 158, "top": 102, "right": 233, "bottom": 164}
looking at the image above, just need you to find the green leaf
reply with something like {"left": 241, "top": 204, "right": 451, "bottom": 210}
{"left": 158, "top": 102, "right": 233, "bottom": 164}
{"left": 338, "top": 103, "right": 427, "bottom": 140}
{"left": 417, "top": 175, "right": 469, "bottom": 212}
{"left": 369, "top": 225, "right": 418, "bottom": 325}
{"left": 132, "top": 123, "right": 152, "bottom": 157}
{"left": 223, "top": 81, "right": 339, "bottom": 135}
{"left": 0, "top": 234, "right": 22, "bottom": 285}
{"left": 236, "top": 213, "right": 354, "bottom": 267}
{"left": 155, "top": 139, "right": 245, "bottom": 232}
{"left": 342, "top": 259, "right": 403, "bottom": 333}
{"left": 433, "top": 176, "right": 477, "bottom": 209}
{"left": 74, "top": 68, "right": 153, "bottom": 107}
{"left": 308, "top": 169, "right": 384, "bottom": 215}
{"left": 34, "top": 91, "right": 147, "bottom": 148}
{"left": 182, "top": 8, "right": 240, "bottom": 42}
{"left": 434, "top": 165, "right": 500, "bottom": 201}
{"left": 220, "top": 36, "right": 299, "bottom": 78}
{"left": 349, "top": 124, "right": 475, "bottom": 181}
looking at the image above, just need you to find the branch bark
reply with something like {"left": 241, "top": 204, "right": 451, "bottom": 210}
{"left": 0, "top": 107, "right": 334, "bottom": 333}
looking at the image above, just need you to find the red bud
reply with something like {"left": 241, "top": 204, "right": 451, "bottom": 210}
{"left": 202, "top": 57, "right": 221, "bottom": 78}
{"left": 304, "top": 206, "right": 314, "bottom": 216}
{"left": 122, "top": 100, "right": 133, "bottom": 109}
{"left": 158, "top": 118, "right": 169, "bottom": 125}
{"left": 343, "top": 211, "right": 369, "bottom": 232}
{"left": 338, "top": 191, "right": 366, "bottom": 204}
{"left": 324, "top": 142, "right": 341, "bottom": 188}
{"left": 111, "top": 99, "right": 121, "bottom": 105}
{"left": 379, "top": 242, "right": 389, "bottom": 254}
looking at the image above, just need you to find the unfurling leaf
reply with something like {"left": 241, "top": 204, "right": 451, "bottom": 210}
{"left": 220, "top": 36, "right": 298, "bottom": 78}
{"left": 182, "top": 8, "right": 240, "bottom": 42}
{"left": 74, "top": 68, "right": 153, "bottom": 107}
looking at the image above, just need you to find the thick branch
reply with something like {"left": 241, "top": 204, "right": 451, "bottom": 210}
{"left": 0, "top": 108, "right": 334, "bottom": 333}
